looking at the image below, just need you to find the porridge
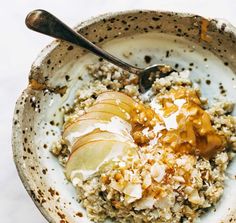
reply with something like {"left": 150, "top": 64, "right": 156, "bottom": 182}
{"left": 52, "top": 62, "right": 236, "bottom": 223}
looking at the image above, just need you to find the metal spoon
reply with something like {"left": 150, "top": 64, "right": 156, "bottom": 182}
{"left": 25, "top": 10, "right": 175, "bottom": 93}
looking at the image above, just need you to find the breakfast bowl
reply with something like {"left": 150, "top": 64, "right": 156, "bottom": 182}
{"left": 12, "top": 10, "right": 236, "bottom": 223}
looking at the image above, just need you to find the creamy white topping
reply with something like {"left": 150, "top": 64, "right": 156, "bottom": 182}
{"left": 150, "top": 98, "right": 186, "bottom": 130}
{"left": 66, "top": 116, "right": 132, "bottom": 147}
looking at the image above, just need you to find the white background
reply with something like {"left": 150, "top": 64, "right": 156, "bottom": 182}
{"left": 0, "top": 1, "right": 236, "bottom": 222}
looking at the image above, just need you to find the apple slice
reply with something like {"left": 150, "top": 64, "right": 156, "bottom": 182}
{"left": 95, "top": 99, "right": 134, "bottom": 113}
{"left": 72, "top": 131, "right": 132, "bottom": 152}
{"left": 63, "top": 119, "right": 110, "bottom": 144}
{"left": 77, "top": 111, "right": 115, "bottom": 121}
{"left": 64, "top": 111, "right": 116, "bottom": 133}
{"left": 66, "top": 140, "right": 138, "bottom": 180}
{"left": 86, "top": 103, "right": 131, "bottom": 121}
{"left": 96, "top": 91, "right": 137, "bottom": 106}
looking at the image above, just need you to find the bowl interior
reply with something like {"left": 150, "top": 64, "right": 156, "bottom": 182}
{"left": 13, "top": 11, "right": 236, "bottom": 223}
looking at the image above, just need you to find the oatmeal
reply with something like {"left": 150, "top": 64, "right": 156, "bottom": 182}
{"left": 52, "top": 62, "right": 236, "bottom": 223}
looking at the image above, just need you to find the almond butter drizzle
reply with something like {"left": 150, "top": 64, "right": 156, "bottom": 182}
{"left": 130, "top": 87, "right": 224, "bottom": 158}
{"left": 159, "top": 87, "right": 224, "bottom": 158}
{"left": 200, "top": 18, "right": 212, "bottom": 43}
{"left": 29, "top": 79, "right": 67, "bottom": 96}
{"left": 130, "top": 103, "right": 162, "bottom": 145}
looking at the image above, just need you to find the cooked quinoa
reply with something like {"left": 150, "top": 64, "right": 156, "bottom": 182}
{"left": 52, "top": 62, "right": 236, "bottom": 223}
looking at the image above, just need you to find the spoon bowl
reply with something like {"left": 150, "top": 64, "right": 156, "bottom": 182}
{"left": 139, "top": 64, "right": 175, "bottom": 92}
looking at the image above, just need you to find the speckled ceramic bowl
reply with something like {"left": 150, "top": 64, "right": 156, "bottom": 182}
{"left": 13, "top": 10, "right": 236, "bottom": 223}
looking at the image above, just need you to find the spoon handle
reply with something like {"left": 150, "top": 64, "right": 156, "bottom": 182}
{"left": 26, "top": 9, "right": 141, "bottom": 74}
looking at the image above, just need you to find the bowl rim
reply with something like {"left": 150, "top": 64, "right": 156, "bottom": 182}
{"left": 12, "top": 9, "right": 236, "bottom": 223}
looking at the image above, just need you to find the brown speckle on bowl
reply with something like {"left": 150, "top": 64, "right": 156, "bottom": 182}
{"left": 75, "top": 212, "right": 83, "bottom": 217}
{"left": 67, "top": 45, "right": 74, "bottom": 51}
{"left": 144, "top": 55, "right": 152, "bottom": 64}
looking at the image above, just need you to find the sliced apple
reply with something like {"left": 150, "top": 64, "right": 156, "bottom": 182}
{"left": 77, "top": 111, "right": 115, "bottom": 121}
{"left": 66, "top": 140, "right": 138, "bottom": 180}
{"left": 64, "top": 111, "right": 116, "bottom": 133}
{"left": 96, "top": 91, "right": 137, "bottom": 106}
{"left": 95, "top": 99, "right": 134, "bottom": 113}
{"left": 86, "top": 103, "right": 131, "bottom": 121}
{"left": 72, "top": 131, "right": 132, "bottom": 152}
{"left": 63, "top": 119, "right": 110, "bottom": 144}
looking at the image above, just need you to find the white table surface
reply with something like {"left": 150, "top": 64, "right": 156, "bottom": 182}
{"left": 0, "top": 1, "right": 236, "bottom": 222}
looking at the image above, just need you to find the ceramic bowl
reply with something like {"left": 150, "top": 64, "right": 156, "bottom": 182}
{"left": 12, "top": 10, "right": 236, "bottom": 223}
